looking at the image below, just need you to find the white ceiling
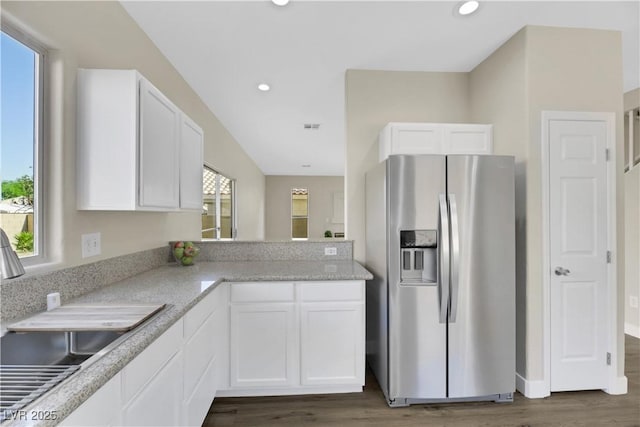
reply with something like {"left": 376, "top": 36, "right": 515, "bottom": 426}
{"left": 121, "top": 0, "right": 639, "bottom": 176}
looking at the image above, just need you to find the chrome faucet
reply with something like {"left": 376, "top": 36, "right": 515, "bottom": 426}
{"left": 0, "top": 227, "right": 26, "bottom": 279}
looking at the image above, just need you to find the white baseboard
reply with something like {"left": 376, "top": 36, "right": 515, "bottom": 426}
{"left": 624, "top": 322, "right": 640, "bottom": 338}
{"left": 217, "top": 384, "right": 362, "bottom": 397}
{"left": 515, "top": 373, "right": 550, "bottom": 399}
{"left": 604, "top": 375, "right": 628, "bottom": 395}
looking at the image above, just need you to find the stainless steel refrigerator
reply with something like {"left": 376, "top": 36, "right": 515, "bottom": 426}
{"left": 365, "top": 154, "right": 515, "bottom": 407}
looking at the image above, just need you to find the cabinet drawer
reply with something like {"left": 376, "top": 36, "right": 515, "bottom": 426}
{"left": 184, "top": 355, "right": 217, "bottom": 427}
{"left": 122, "top": 319, "right": 183, "bottom": 403}
{"left": 299, "top": 281, "right": 364, "bottom": 302}
{"left": 122, "top": 350, "right": 183, "bottom": 426}
{"left": 230, "top": 282, "right": 294, "bottom": 303}
{"left": 184, "top": 285, "right": 223, "bottom": 338}
{"left": 184, "top": 313, "right": 216, "bottom": 399}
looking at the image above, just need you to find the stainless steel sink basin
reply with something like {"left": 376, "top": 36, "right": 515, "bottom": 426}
{"left": 1, "top": 330, "right": 126, "bottom": 366}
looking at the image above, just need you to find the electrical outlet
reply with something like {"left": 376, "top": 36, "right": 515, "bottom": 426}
{"left": 324, "top": 247, "right": 337, "bottom": 256}
{"left": 82, "top": 232, "right": 101, "bottom": 258}
{"left": 630, "top": 296, "right": 639, "bottom": 309}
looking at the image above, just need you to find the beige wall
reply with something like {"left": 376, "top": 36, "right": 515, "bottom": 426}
{"left": 1, "top": 1, "right": 265, "bottom": 272}
{"left": 265, "top": 176, "right": 344, "bottom": 240}
{"left": 624, "top": 88, "right": 640, "bottom": 337}
{"left": 345, "top": 70, "right": 470, "bottom": 261}
{"left": 525, "top": 26, "right": 625, "bottom": 380}
{"left": 469, "top": 28, "right": 529, "bottom": 377}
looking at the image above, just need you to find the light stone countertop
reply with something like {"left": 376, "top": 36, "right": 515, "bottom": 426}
{"left": 2, "top": 260, "right": 372, "bottom": 427}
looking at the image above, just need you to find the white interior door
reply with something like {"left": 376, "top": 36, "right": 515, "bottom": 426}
{"left": 549, "top": 119, "right": 609, "bottom": 391}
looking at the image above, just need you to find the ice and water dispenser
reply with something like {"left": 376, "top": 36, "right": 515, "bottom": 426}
{"left": 400, "top": 230, "right": 437, "bottom": 284}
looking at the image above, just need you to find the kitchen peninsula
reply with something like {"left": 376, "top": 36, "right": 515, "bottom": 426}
{"left": 0, "top": 240, "right": 371, "bottom": 427}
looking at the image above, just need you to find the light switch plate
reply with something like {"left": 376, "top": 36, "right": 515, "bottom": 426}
{"left": 82, "top": 232, "right": 101, "bottom": 258}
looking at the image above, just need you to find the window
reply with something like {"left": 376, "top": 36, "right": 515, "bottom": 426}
{"left": 291, "top": 188, "right": 308, "bottom": 240}
{"left": 202, "top": 166, "right": 236, "bottom": 240}
{"left": 0, "top": 27, "right": 45, "bottom": 260}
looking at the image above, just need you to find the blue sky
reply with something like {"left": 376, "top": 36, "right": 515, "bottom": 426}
{"left": 1, "top": 31, "right": 35, "bottom": 182}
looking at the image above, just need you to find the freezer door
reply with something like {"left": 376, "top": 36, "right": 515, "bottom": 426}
{"left": 387, "top": 155, "right": 447, "bottom": 400}
{"left": 446, "top": 155, "right": 515, "bottom": 398}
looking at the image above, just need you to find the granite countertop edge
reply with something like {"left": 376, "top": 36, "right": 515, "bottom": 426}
{"left": 3, "top": 260, "right": 372, "bottom": 427}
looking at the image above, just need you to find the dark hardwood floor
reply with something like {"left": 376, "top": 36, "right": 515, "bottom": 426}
{"left": 204, "top": 335, "right": 640, "bottom": 426}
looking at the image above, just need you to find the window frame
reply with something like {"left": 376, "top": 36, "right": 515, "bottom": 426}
{"left": 624, "top": 107, "right": 640, "bottom": 173}
{"left": 202, "top": 164, "right": 236, "bottom": 241}
{"left": 1, "top": 21, "right": 47, "bottom": 265}
{"left": 291, "top": 188, "right": 309, "bottom": 241}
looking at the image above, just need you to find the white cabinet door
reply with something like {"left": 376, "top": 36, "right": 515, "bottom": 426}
{"left": 230, "top": 303, "right": 297, "bottom": 388}
{"left": 60, "top": 374, "right": 122, "bottom": 427}
{"left": 300, "top": 303, "right": 364, "bottom": 386}
{"left": 443, "top": 124, "right": 493, "bottom": 155}
{"left": 122, "top": 351, "right": 183, "bottom": 426}
{"left": 388, "top": 123, "right": 443, "bottom": 157}
{"left": 179, "top": 115, "right": 204, "bottom": 210}
{"left": 138, "top": 78, "right": 180, "bottom": 209}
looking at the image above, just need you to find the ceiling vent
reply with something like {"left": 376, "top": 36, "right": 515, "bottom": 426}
{"left": 303, "top": 123, "right": 320, "bottom": 130}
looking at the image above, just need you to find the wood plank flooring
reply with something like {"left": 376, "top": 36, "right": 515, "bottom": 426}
{"left": 204, "top": 335, "right": 640, "bottom": 426}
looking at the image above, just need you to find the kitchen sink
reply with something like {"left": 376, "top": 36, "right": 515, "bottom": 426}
{"left": 0, "top": 330, "right": 131, "bottom": 421}
{"left": 0, "top": 304, "right": 167, "bottom": 420}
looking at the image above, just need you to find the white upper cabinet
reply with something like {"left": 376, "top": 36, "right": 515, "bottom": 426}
{"left": 379, "top": 122, "right": 493, "bottom": 162}
{"left": 77, "top": 69, "right": 203, "bottom": 211}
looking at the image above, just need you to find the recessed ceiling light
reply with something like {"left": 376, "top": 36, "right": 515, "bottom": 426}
{"left": 457, "top": 1, "right": 479, "bottom": 16}
{"left": 272, "top": 0, "right": 289, "bottom": 6}
{"left": 257, "top": 83, "right": 270, "bottom": 92}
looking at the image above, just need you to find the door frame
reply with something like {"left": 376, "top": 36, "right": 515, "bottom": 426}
{"left": 541, "top": 110, "right": 624, "bottom": 396}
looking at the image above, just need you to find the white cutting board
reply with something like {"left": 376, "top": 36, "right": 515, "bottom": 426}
{"left": 7, "top": 303, "right": 166, "bottom": 332}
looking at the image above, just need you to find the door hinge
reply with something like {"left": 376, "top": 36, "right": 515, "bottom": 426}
{"left": 606, "top": 251, "right": 612, "bottom": 263}
{"left": 607, "top": 352, "right": 611, "bottom": 366}
{"left": 605, "top": 149, "right": 610, "bottom": 161}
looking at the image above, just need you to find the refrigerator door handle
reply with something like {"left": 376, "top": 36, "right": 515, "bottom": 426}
{"left": 438, "top": 194, "right": 450, "bottom": 324}
{"left": 448, "top": 194, "right": 460, "bottom": 322}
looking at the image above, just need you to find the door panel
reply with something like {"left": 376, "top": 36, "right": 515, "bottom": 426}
{"left": 550, "top": 120, "right": 608, "bottom": 391}
{"left": 446, "top": 155, "right": 515, "bottom": 398}
{"left": 300, "top": 303, "right": 363, "bottom": 386}
{"left": 387, "top": 155, "right": 446, "bottom": 400}
{"left": 229, "top": 303, "right": 297, "bottom": 388}
{"left": 139, "top": 79, "right": 180, "bottom": 208}
{"left": 561, "top": 178, "right": 597, "bottom": 254}
{"left": 561, "top": 282, "right": 598, "bottom": 358}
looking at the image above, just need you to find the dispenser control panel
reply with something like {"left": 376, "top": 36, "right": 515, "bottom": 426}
{"left": 400, "top": 230, "right": 437, "bottom": 284}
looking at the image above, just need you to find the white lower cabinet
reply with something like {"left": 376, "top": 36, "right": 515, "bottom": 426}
{"left": 61, "top": 280, "right": 365, "bottom": 424}
{"left": 221, "top": 280, "right": 365, "bottom": 396}
{"left": 60, "top": 284, "right": 227, "bottom": 427}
